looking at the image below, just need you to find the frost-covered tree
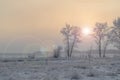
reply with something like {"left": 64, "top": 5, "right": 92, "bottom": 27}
{"left": 93, "top": 22, "right": 108, "bottom": 57}
{"left": 61, "top": 24, "right": 71, "bottom": 58}
{"left": 112, "top": 18, "right": 120, "bottom": 51}
{"left": 102, "top": 27, "right": 113, "bottom": 57}
{"left": 61, "top": 24, "right": 81, "bottom": 58}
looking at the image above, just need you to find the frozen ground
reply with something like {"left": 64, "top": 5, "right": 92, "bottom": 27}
{"left": 0, "top": 57, "right": 120, "bottom": 80}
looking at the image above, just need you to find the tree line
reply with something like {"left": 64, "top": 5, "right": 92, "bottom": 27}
{"left": 60, "top": 17, "right": 120, "bottom": 58}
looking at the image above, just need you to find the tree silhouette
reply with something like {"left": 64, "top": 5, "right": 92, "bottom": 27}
{"left": 93, "top": 22, "right": 108, "bottom": 57}
{"left": 61, "top": 24, "right": 81, "bottom": 58}
{"left": 112, "top": 18, "right": 120, "bottom": 51}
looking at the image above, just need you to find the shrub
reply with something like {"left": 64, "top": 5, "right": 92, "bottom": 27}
{"left": 53, "top": 46, "right": 62, "bottom": 58}
{"left": 27, "top": 53, "right": 35, "bottom": 59}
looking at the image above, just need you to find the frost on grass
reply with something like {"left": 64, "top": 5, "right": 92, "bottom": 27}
{"left": 0, "top": 58, "right": 120, "bottom": 80}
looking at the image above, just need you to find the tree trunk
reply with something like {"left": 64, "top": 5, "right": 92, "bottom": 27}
{"left": 99, "top": 45, "right": 101, "bottom": 58}
{"left": 67, "top": 36, "right": 70, "bottom": 58}
{"left": 103, "top": 47, "right": 106, "bottom": 57}
{"left": 103, "top": 41, "right": 108, "bottom": 58}
{"left": 69, "top": 37, "right": 76, "bottom": 57}
{"left": 98, "top": 38, "right": 102, "bottom": 58}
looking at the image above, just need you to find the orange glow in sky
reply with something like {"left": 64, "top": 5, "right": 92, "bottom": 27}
{"left": 0, "top": 0, "right": 120, "bottom": 53}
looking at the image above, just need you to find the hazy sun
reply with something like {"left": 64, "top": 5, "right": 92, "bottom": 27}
{"left": 82, "top": 27, "right": 91, "bottom": 36}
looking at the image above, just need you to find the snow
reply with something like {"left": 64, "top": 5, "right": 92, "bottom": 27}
{"left": 0, "top": 57, "right": 120, "bottom": 80}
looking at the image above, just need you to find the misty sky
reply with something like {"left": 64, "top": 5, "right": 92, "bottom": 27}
{"left": 0, "top": 0, "right": 120, "bottom": 53}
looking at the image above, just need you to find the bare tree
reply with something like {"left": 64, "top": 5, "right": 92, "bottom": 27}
{"left": 102, "top": 30, "right": 112, "bottom": 57}
{"left": 61, "top": 24, "right": 72, "bottom": 58}
{"left": 93, "top": 22, "right": 108, "bottom": 57}
{"left": 112, "top": 17, "right": 120, "bottom": 52}
{"left": 69, "top": 27, "right": 81, "bottom": 57}
{"left": 61, "top": 24, "right": 81, "bottom": 58}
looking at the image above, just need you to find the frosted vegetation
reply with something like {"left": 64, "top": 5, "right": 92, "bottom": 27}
{"left": 0, "top": 17, "right": 120, "bottom": 80}
{"left": 0, "top": 57, "right": 120, "bottom": 80}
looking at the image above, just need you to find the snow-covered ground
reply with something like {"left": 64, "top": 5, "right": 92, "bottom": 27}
{"left": 0, "top": 57, "right": 120, "bottom": 80}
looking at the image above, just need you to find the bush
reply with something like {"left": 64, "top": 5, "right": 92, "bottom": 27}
{"left": 27, "top": 53, "right": 35, "bottom": 59}
{"left": 53, "top": 46, "right": 62, "bottom": 58}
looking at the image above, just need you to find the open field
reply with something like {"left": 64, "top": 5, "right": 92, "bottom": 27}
{"left": 0, "top": 57, "right": 120, "bottom": 80}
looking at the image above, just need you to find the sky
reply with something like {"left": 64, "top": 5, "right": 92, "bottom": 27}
{"left": 0, "top": 0, "right": 120, "bottom": 53}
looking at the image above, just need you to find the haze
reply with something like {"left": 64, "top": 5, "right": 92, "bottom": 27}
{"left": 0, "top": 0, "right": 120, "bottom": 53}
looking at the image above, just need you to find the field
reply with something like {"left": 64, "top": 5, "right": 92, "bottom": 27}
{"left": 0, "top": 57, "right": 120, "bottom": 80}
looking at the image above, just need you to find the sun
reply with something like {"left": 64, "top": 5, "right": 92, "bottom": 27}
{"left": 82, "top": 27, "right": 91, "bottom": 36}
